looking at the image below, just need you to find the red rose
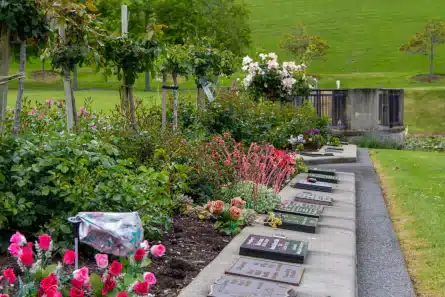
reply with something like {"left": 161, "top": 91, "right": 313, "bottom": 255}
{"left": 20, "top": 248, "right": 33, "bottom": 266}
{"left": 116, "top": 292, "right": 128, "bottom": 297}
{"left": 40, "top": 273, "right": 58, "bottom": 291}
{"left": 44, "top": 288, "right": 59, "bottom": 297}
{"left": 133, "top": 281, "right": 149, "bottom": 295}
{"left": 63, "top": 250, "right": 76, "bottom": 265}
{"left": 108, "top": 261, "right": 122, "bottom": 276}
{"left": 101, "top": 275, "right": 117, "bottom": 296}
{"left": 70, "top": 288, "right": 84, "bottom": 297}
{"left": 134, "top": 248, "right": 146, "bottom": 262}
{"left": 27, "top": 242, "right": 33, "bottom": 251}
{"left": 71, "top": 278, "right": 85, "bottom": 289}
{"left": 3, "top": 268, "right": 16, "bottom": 284}
{"left": 38, "top": 234, "right": 52, "bottom": 251}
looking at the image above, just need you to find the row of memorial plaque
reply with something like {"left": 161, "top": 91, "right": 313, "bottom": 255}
{"left": 208, "top": 168, "right": 339, "bottom": 296}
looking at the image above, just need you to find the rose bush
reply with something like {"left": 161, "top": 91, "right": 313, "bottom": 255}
{"left": 0, "top": 232, "right": 166, "bottom": 297}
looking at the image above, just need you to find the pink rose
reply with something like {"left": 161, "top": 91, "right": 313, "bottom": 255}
{"left": 38, "top": 234, "right": 52, "bottom": 251}
{"left": 28, "top": 109, "right": 36, "bottom": 115}
{"left": 8, "top": 243, "right": 22, "bottom": 257}
{"left": 57, "top": 100, "right": 63, "bottom": 106}
{"left": 0, "top": 294, "right": 9, "bottom": 297}
{"left": 10, "top": 232, "right": 26, "bottom": 246}
{"left": 229, "top": 206, "right": 242, "bottom": 220}
{"left": 150, "top": 244, "right": 166, "bottom": 257}
{"left": 94, "top": 254, "right": 108, "bottom": 269}
{"left": 230, "top": 197, "right": 246, "bottom": 209}
{"left": 143, "top": 272, "right": 157, "bottom": 285}
{"left": 45, "top": 100, "right": 52, "bottom": 106}
{"left": 209, "top": 200, "right": 225, "bottom": 215}
{"left": 73, "top": 267, "right": 89, "bottom": 286}
{"left": 140, "top": 240, "right": 150, "bottom": 250}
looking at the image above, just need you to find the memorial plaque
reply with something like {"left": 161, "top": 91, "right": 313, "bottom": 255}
{"left": 274, "top": 213, "right": 318, "bottom": 233}
{"left": 341, "top": 141, "right": 349, "bottom": 145}
{"left": 307, "top": 173, "right": 339, "bottom": 184}
{"left": 226, "top": 257, "right": 304, "bottom": 286}
{"left": 294, "top": 191, "right": 334, "bottom": 206}
{"left": 325, "top": 146, "right": 344, "bottom": 153}
{"left": 275, "top": 200, "right": 323, "bottom": 218}
{"left": 293, "top": 179, "right": 333, "bottom": 193}
{"left": 208, "top": 275, "right": 297, "bottom": 297}
{"left": 239, "top": 234, "right": 308, "bottom": 264}
{"left": 300, "top": 152, "right": 334, "bottom": 157}
{"left": 308, "top": 167, "right": 336, "bottom": 176}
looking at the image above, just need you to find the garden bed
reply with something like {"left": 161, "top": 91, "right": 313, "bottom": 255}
{"left": 0, "top": 215, "right": 232, "bottom": 297}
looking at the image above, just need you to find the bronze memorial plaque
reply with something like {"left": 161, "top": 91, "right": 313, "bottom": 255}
{"left": 226, "top": 257, "right": 304, "bottom": 286}
{"left": 208, "top": 275, "right": 297, "bottom": 297}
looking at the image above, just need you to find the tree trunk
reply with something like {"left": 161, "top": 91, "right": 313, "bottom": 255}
{"left": 429, "top": 36, "right": 434, "bottom": 83}
{"left": 128, "top": 84, "right": 137, "bottom": 130}
{"left": 73, "top": 64, "right": 79, "bottom": 91}
{"left": 12, "top": 40, "right": 26, "bottom": 136}
{"left": 161, "top": 73, "right": 167, "bottom": 130}
{"left": 0, "top": 25, "right": 10, "bottom": 134}
{"left": 63, "top": 67, "right": 75, "bottom": 131}
{"left": 42, "top": 58, "right": 45, "bottom": 72}
{"left": 70, "top": 84, "right": 78, "bottom": 128}
{"left": 144, "top": 72, "right": 150, "bottom": 91}
{"left": 196, "top": 86, "right": 206, "bottom": 110}
{"left": 172, "top": 72, "right": 178, "bottom": 131}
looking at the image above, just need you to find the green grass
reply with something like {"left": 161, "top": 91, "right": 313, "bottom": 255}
{"left": 371, "top": 149, "right": 445, "bottom": 297}
{"left": 7, "top": 89, "right": 164, "bottom": 113}
{"left": 244, "top": 0, "right": 445, "bottom": 75}
{"left": 404, "top": 89, "right": 445, "bottom": 134}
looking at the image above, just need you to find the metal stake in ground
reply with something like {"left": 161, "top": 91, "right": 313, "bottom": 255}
{"left": 67, "top": 216, "right": 82, "bottom": 270}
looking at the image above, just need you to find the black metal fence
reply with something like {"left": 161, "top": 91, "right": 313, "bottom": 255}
{"left": 379, "top": 89, "right": 403, "bottom": 128}
{"left": 294, "top": 88, "right": 404, "bottom": 130}
{"left": 293, "top": 90, "right": 348, "bottom": 129}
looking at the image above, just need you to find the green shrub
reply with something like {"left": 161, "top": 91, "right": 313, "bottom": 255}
{"left": 0, "top": 132, "right": 176, "bottom": 249}
{"left": 221, "top": 181, "right": 281, "bottom": 213}
{"left": 405, "top": 136, "right": 445, "bottom": 151}
{"left": 351, "top": 135, "right": 403, "bottom": 149}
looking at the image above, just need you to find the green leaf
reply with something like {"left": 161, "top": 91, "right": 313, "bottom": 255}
{"left": 41, "top": 186, "right": 50, "bottom": 196}
{"left": 17, "top": 179, "right": 26, "bottom": 187}
{"left": 61, "top": 166, "right": 69, "bottom": 173}
{"left": 0, "top": 173, "right": 5, "bottom": 183}
{"left": 43, "top": 264, "right": 57, "bottom": 277}
{"left": 60, "top": 224, "right": 71, "bottom": 234}
{"left": 89, "top": 273, "right": 103, "bottom": 297}
{"left": 140, "top": 257, "right": 151, "bottom": 268}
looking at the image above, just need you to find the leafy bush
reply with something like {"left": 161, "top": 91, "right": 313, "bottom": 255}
{"left": 0, "top": 132, "right": 175, "bottom": 248}
{"left": 221, "top": 181, "right": 281, "bottom": 213}
{"left": 404, "top": 136, "right": 445, "bottom": 151}
{"left": 351, "top": 135, "right": 403, "bottom": 149}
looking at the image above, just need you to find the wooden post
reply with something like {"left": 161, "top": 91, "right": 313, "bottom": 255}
{"left": 121, "top": 5, "right": 128, "bottom": 37}
{"left": 59, "top": 26, "right": 75, "bottom": 131}
{"left": 172, "top": 72, "right": 178, "bottom": 131}
{"left": 12, "top": 40, "right": 26, "bottom": 136}
{"left": 0, "top": 25, "right": 10, "bottom": 134}
{"left": 162, "top": 73, "right": 167, "bottom": 129}
{"left": 73, "top": 64, "right": 78, "bottom": 91}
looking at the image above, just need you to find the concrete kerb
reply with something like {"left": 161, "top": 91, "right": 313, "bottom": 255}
{"left": 177, "top": 172, "right": 357, "bottom": 297}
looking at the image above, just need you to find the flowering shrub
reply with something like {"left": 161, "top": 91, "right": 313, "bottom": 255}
{"left": 206, "top": 133, "right": 298, "bottom": 192}
{"left": 242, "top": 53, "right": 312, "bottom": 102}
{"left": 1, "top": 232, "right": 166, "bottom": 297}
{"left": 204, "top": 198, "right": 248, "bottom": 235}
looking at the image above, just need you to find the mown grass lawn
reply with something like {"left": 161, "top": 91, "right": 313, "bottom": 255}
{"left": 371, "top": 149, "right": 445, "bottom": 297}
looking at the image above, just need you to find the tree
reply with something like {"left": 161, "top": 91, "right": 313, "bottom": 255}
{"left": 280, "top": 24, "right": 329, "bottom": 64}
{"left": 158, "top": 44, "right": 192, "bottom": 130}
{"left": 101, "top": 32, "right": 162, "bottom": 130}
{"left": 0, "top": 0, "right": 48, "bottom": 134}
{"left": 153, "top": 0, "right": 251, "bottom": 56}
{"left": 401, "top": 19, "right": 445, "bottom": 82}
{"left": 40, "top": 0, "right": 104, "bottom": 131}
{"left": 187, "top": 39, "right": 237, "bottom": 108}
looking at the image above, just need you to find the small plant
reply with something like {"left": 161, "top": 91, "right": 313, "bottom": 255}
{"left": 2, "top": 231, "right": 166, "bottom": 297}
{"left": 264, "top": 213, "right": 282, "bottom": 228}
{"left": 205, "top": 198, "right": 246, "bottom": 236}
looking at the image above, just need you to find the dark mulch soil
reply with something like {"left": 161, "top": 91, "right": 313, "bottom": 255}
{"left": 412, "top": 74, "right": 445, "bottom": 82}
{"left": 0, "top": 215, "right": 232, "bottom": 297}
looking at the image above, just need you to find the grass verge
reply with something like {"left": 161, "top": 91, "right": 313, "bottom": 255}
{"left": 371, "top": 149, "right": 445, "bottom": 297}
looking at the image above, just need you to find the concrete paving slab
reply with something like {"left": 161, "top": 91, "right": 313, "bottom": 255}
{"left": 298, "top": 144, "right": 358, "bottom": 164}
{"left": 178, "top": 172, "right": 357, "bottom": 297}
